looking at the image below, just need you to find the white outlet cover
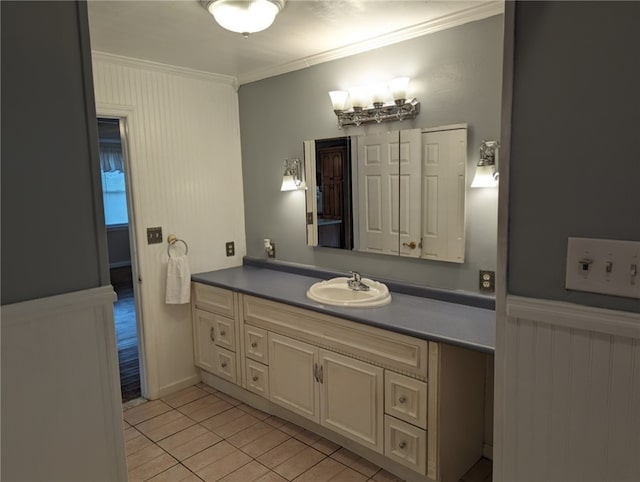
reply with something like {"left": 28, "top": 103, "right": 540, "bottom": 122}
{"left": 565, "top": 237, "right": 640, "bottom": 299}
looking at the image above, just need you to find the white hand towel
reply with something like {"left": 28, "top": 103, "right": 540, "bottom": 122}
{"left": 165, "top": 255, "right": 191, "bottom": 304}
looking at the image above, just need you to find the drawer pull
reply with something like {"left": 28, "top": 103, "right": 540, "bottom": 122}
{"left": 398, "top": 395, "right": 407, "bottom": 404}
{"left": 221, "top": 361, "right": 227, "bottom": 368}
{"left": 251, "top": 342, "right": 258, "bottom": 348}
{"left": 210, "top": 327, "right": 215, "bottom": 342}
{"left": 220, "top": 330, "right": 226, "bottom": 336}
{"left": 399, "top": 441, "right": 407, "bottom": 449}
{"left": 252, "top": 375, "right": 259, "bottom": 382}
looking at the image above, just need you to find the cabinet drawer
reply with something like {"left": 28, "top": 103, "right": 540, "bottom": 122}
{"left": 245, "top": 359, "right": 269, "bottom": 398}
{"left": 384, "top": 415, "right": 427, "bottom": 475}
{"left": 193, "top": 283, "right": 235, "bottom": 317}
{"left": 245, "top": 325, "right": 268, "bottom": 364}
{"left": 385, "top": 371, "right": 427, "bottom": 429}
{"left": 213, "top": 314, "right": 235, "bottom": 351}
{"left": 213, "top": 346, "right": 237, "bottom": 383}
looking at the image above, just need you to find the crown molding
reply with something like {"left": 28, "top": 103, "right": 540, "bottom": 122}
{"left": 91, "top": 51, "right": 238, "bottom": 87}
{"left": 238, "top": 0, "right": 504, "bottom": 85}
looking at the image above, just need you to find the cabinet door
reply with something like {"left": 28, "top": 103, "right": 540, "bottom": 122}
{"left": 319, "top": 349, "right": 384, "bottom": 453}
{"left": 268, "top": 333, "right": 319, "bottom": 423}
{"left": 193, "top": 308, "right": 216, "bottom": 373}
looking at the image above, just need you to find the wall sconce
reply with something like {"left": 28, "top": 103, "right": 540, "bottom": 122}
{"left": 202, "top": 0, "right": 285, "bottom": 38}
{"left": 329, "top": 77, "right": 420, "bottom": 128}
{"left": 280, "top": 158, "right": 303, "bottom": 191}
{"left": 471, "top": 140, "right": 500, "bottom": 188}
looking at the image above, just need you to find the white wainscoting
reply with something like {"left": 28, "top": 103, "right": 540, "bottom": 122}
{"left": 500, "top": 296, "right": 640, "bottom": 482}
{"left": 1, "top": 286, "right": 127, "bottom": 482}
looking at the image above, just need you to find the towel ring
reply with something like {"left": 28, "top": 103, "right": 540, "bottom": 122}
{"left": 167, "top": 234, "right": 188, "bottom": 257}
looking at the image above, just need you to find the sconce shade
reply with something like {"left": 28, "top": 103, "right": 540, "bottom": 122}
{"left": 205, "top": 0, "right": 285, "bottom": 36}
{"left": 390, "top": 77, "right": 410, "bottom": 101}
{"left": 470, "top": 165, "right": 498, "bottom": 188}
{"left": 370, "top": 83, "right": 389, "bottom": 104}
{"left": 280, "top": 158, "right": 303, "bottom": 191}
{"left": 280, "top": 174, "right": 298, "bottom": 191}
{"left": 329, "top": 91, "right": 349, "bottom": 111}
{"left": 348, "top": 86, "right": 369, "bottom": 109}
{"left": 471, "top": 140, "right": 499, "bottom": 188}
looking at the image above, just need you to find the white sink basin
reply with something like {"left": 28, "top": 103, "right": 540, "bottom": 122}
{"left": 306, "top": 277, "right": 392, "bottom": 307}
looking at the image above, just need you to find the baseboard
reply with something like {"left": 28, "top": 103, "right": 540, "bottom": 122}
{"left": 483, "top": 443, "right": 493, "bottom": 460}
{"left": 156, "top": 373, "right": 201, "bottom": 399}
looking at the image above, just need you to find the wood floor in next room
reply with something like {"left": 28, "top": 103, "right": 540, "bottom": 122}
{"left": 123, "top": 383, "right": 492, "bottom": 482}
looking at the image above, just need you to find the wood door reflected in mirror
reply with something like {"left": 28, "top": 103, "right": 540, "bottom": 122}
{"left": 308, "top": 137, "right": 353, "bottom": 250}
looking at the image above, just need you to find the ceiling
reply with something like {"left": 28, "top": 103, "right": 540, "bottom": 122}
{"left": 87, "top": 0, "right": 503, "bottom": 85}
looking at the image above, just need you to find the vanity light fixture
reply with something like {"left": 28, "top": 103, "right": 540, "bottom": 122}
{"left": 329, "top": 77, "right": 420, "bottom": 128}
{"left": 202, "top": 0, "right": 285, "bottom": 38}
{"left": 280, "top": 158, "right": 303, "bottom": 191}
{"left": 471, "top": 140, "right": 500, "bottom": 188}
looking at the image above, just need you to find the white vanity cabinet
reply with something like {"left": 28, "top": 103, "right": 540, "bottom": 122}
{"left": 191, "top": 283, "right": 241, "bottom": 384}
{"left": 268, "top": 332, "right": 384, "bottom": 453}
{"left": 192, "top": 283, "right": 487, "bottom": 482}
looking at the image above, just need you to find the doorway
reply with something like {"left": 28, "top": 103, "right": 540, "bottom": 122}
{"left": 97, "top": 117, "right": 141, "bottom": 402}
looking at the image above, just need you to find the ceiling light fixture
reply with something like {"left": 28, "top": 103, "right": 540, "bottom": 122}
{"left": 329, "top": 77, "right": 420, "bottom": 128}
{"left": 203, "top": 0, "right": 285, "bottom": 38}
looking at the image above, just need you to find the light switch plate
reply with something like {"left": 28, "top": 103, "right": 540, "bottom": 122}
{"left": 147, "top": 227, "right": 162, "bottom": 245}
{"left": 565, "top": 237, "right": 640, "bottom": 299}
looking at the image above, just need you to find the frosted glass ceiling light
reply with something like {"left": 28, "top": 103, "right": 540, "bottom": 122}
{"left": 204, "top": 0, "right": 285, "bottom": 38}
{"left": 471, "top": 140, "right": 499, "bottom": 188}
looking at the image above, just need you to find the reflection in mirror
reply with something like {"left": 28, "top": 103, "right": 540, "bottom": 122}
{"left": 305, "top": 126, "right": 466, "bottom": 263}
{"left": 304, "top": 137, "right": 353, "bottom": 249}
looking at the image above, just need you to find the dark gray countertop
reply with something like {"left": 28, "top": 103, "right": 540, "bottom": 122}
{"left": 192, "top": 265, "right": 495, "bottom": 353}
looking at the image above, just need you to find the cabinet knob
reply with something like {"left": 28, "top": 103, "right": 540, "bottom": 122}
{"left": 220, "top": 330, "right": 226, "bottom": 336}
{"left": 252, "top": 375, "right": 259, "bottom": 382}
{"left": 399, "top": 441, "right": 407, "bottom": 449}
{"left": 221, "top": 362, "right": 227, "bottom": 368}
{"left": 251, "top": 342, "right": 258, "bottom": 348}
{"left": 402, "top": 241, "right": 417, "bottom": 250}
{"left": 398, "top": 395, "right": 407, "bottom": 404}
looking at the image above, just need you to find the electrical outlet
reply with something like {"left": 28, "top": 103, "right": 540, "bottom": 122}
{"left": 479, "top": 270, "right": 495, "bottom": 293}
{"left": 225, "top": 241, "right": 235, "bottom": 257}
{"left": 268, "top": 242, "right": 276, "bottom": 258}
{"left": 147, "top": 227, "right": 162, "bottom": 244}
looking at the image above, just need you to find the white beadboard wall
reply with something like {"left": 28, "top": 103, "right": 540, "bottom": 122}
{"left": 1, "top": 287, "right": 127, "bottom": 481}
{"left": 92, "top": 52, "right": 247, "bottom": 398}
{"left": 500, "top": 296, "right": 640, "bottom": 482}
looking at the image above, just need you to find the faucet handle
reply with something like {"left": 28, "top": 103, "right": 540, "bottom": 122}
{"left": 350, "top": 271, "right": 361, "bottom": 281}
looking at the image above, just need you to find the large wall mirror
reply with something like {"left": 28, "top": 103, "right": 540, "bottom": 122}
{"left": 305, "top": 124, "right": 467, "bottom": 263}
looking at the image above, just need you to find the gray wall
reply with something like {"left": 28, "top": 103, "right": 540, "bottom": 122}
{"left": 508, "top": 1, "right": 640, "bottom": 313}
{"left": 239, "top": 15, "right": 503, "bottom": 293}
{"left": 1, "top": 1, "right": 108, "bottom": 305}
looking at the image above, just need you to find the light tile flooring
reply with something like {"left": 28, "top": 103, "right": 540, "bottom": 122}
{"left": 123, "top": 383, "right": 491, "bottom": 482}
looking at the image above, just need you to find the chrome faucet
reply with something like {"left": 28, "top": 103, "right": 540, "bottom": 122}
{"left": 347, "top": 271, "right": 370, "bottom": 291}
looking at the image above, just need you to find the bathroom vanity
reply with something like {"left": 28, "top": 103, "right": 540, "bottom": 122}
{"left": 190, "top": 264, "right": 494, "bottom": 482}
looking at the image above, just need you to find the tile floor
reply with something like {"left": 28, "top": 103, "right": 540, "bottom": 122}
{"left": 123, "top": 383, "right": 491, "bottom": 482}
